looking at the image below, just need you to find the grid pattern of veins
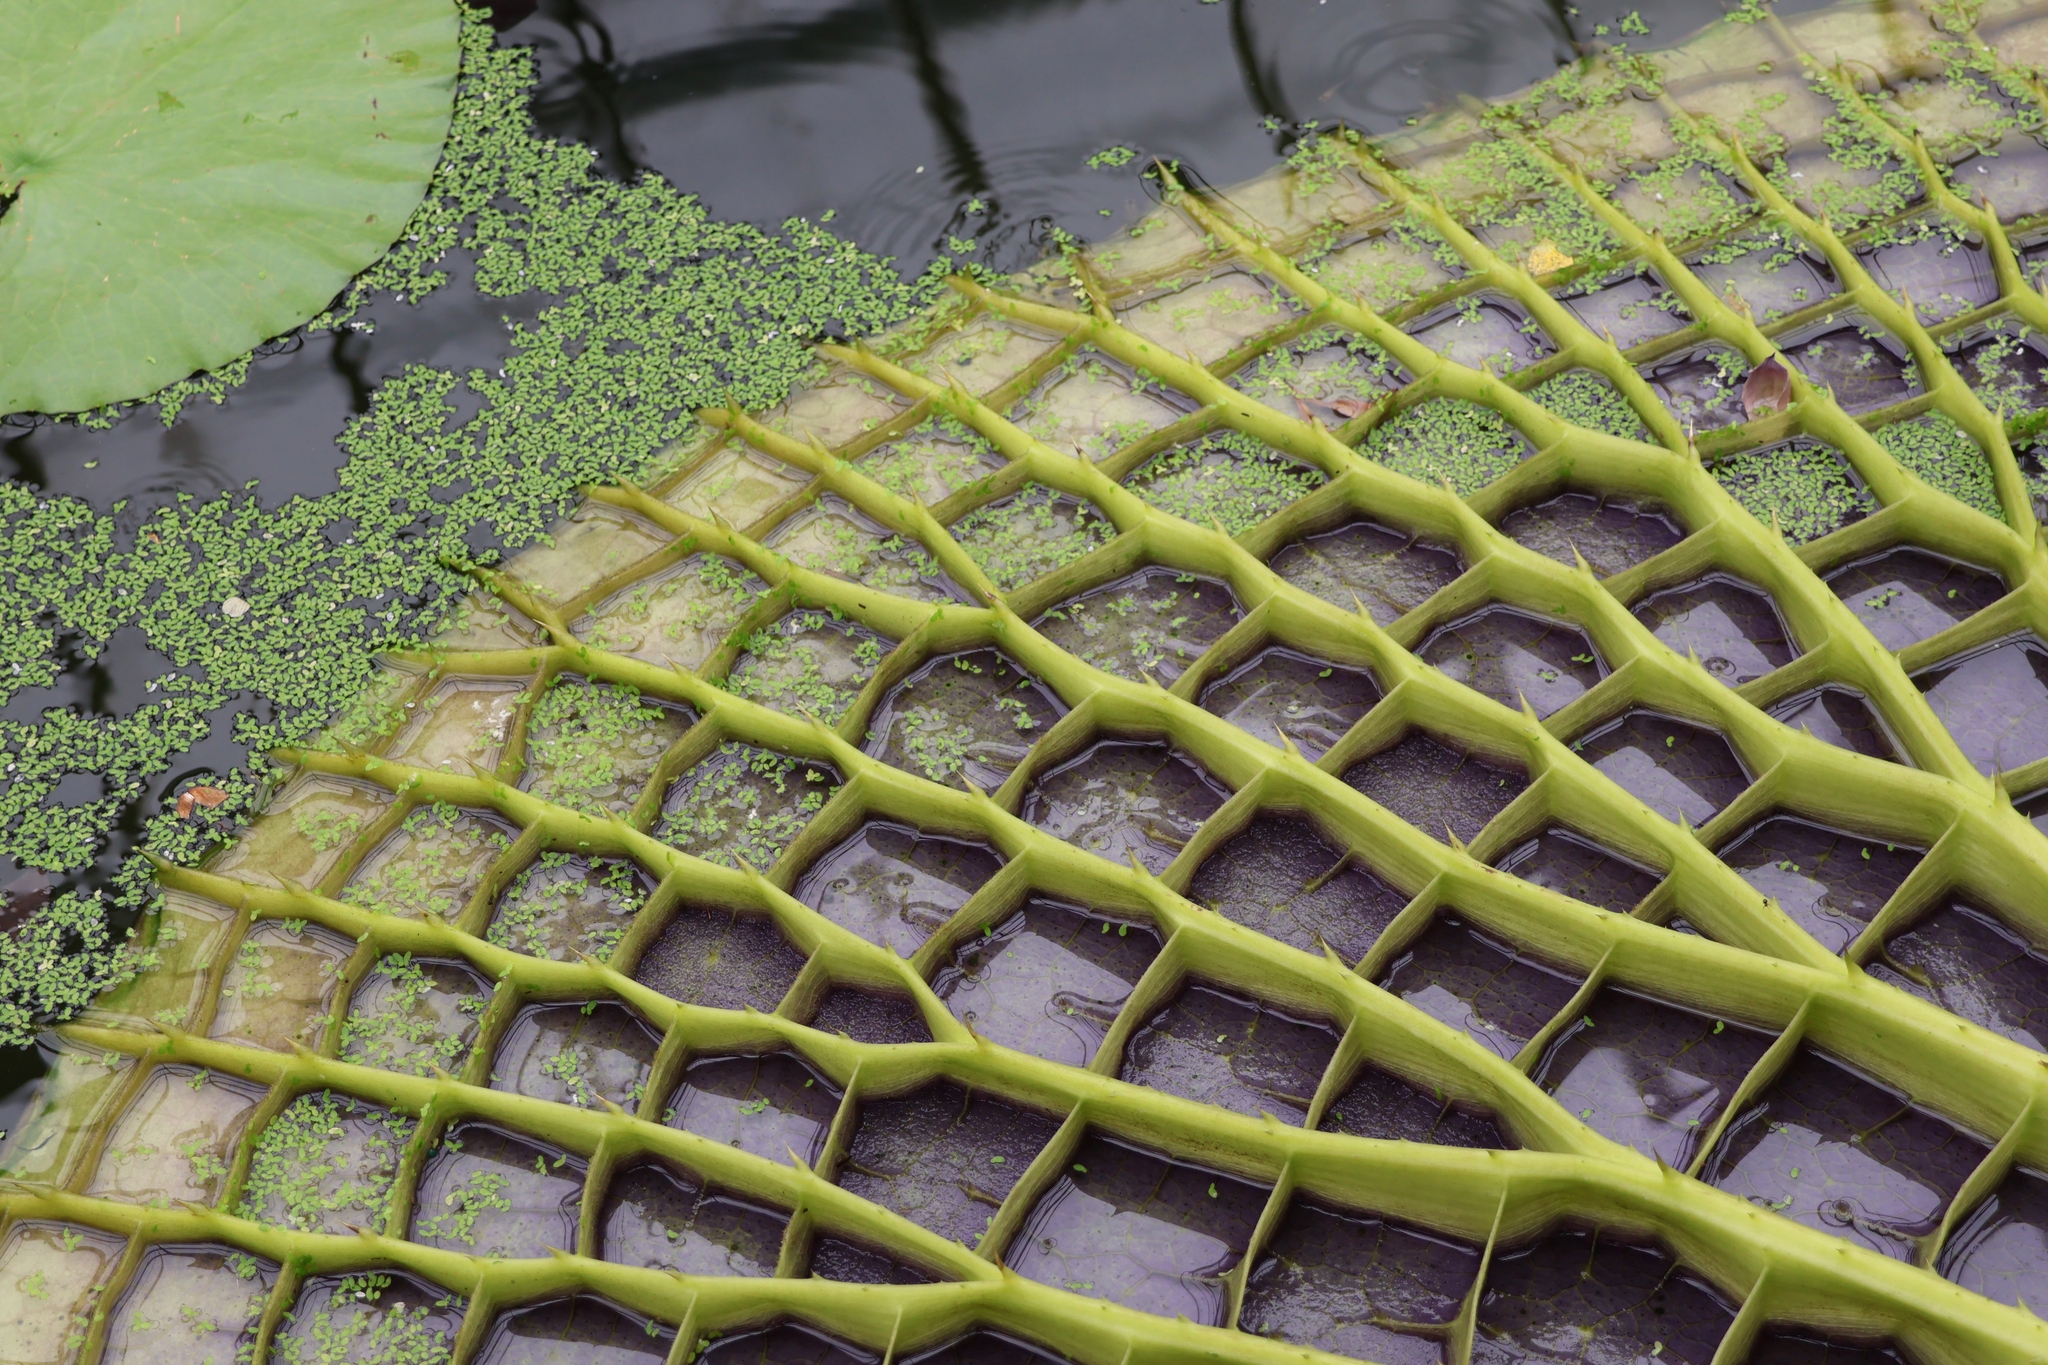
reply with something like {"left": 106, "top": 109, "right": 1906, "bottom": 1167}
{"left": 18, "top": 5, "right": 2048, "bottom": 1364}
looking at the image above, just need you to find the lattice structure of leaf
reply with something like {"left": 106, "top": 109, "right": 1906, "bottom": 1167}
{"left": 19, "top": 2, "right": 2048, "bottom": 1362}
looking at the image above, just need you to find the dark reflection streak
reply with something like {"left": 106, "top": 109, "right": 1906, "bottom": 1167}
{"left": 329, "top": 331, "right": 377, "bottom": 418}
{"left": 525, "top": 0, "right": 1096, "bottom": 127}
{"left": 529, "top": 0, "right": 640, "bottom": 179}
{"left": 889, "top": 0, "right": 993, "bottom": 206}
{"left": 1229, "top": 0, "right": 1294, "bottom": 135}
{"left": 1541, "top": 0, "right": 1586, "bottom": 57}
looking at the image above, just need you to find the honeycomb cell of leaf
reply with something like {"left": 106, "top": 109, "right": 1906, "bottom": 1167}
{"left": 865, "top": 649, "right": 1065, "bottom": 790}
{"left": 1197, "top": 647, "right": 1379, "bottom": 758}
{"left": 1957, "top": 330, "right": 2048, "bottom": 421}
{"left": 797, "top": 823, "right": 1003, "bottom": 956}
{"left": 238, "top": 1090, "right": 413, "bottom": 1235}
{"left": 1010, "top": 350, "right": 1189, "bottom": 461}
{"left": 209, "top": 775, "right": 390, "bottom": 890}
{"left": 900, "top": 1331, "right": 1076, "bottom": 1365}
{"left": 1342, "top": 732, "right": 1529, "bottom": 844}
{"left": 1534, "top": 989, "right": 1774, "bottom": 1168}
{"left": 340, "top": 954, "right": 490, "bottom": 1077}
{"left": 1187, "top": 813, "right": 1407, "bottom": 963}
{"left": 805, "top": 987, "right": 933, "bottom": 1044}
{"left": 491, "top": 1001, "right": 662, "bottom": 1109}
{"left": 633, "top": 905, "right": 808, "bottom": 1012}
{"left": 1875, "top": 414, "right": 2006, "bottom": 521}
{"left": 1022, "top": 740, "right": 1230, "bottom": 874}
{"left": 1528, "top": 370, "right": 1652, "bottom": 442}
{"left": 836, "top": 1082, "right": 1059, "bottom": 1249}
{"left": 1690, "top": 242, "right": 1838, "bottom": 324}
{"left": 699, "top": 1323, "right": 874, "bottom": 1365}
{"left": 811, "top": 1236, "right": 938, "bottom": 1286}
{"left": 0, "top": 1223, "right": 121, "bottom": 1365}
{"left": 1501, "top": 492, "right": 1685, "bottom": 579}
{"left": 1871, "top": 900, "right": 2048, "bottom": 1052}
{"left": 1571, "top": 711, "right": 1752, "bottom": 826}
{"left": 1007, "top": 1132, "right": 1267, "bottom": 1324}
{"left": 1319, "top": 1061, "right": 1509, "bottom": 1147}
{"left": 81, "top": 889, "right": 234, "bottom": 1036}
{"left": 1407, "top": 298, "right": 1551, "bottom": 373}
{"left": 1494, "top": 827, "right": 1662, "bottom": 914}
{"left": 439, "top": 593, "right": 548, "bottom": 652}
{"left": 908, "top": 315, "right": 1062, "bottom": 392}
{"left": 209, "top": 918, "right": 351, "bottom": 1052}
{"left": 390, "top": 678, "right": 525, "bottom": 774}
{"left": 763, "top": 364, "right": 912, "bottom": 443}
{"left": 576, "top": 555, "right": 768, "bottom": 670}
{"left": 1562, "top": 270, "right": 1691, "bottom": 349}
{"left": 855, "top": 413, "right": 1008, "bottom": 505}
{"left": 86, "top": 1065, "right": 264, "bottom": 1207}
{"left": 668, "top": 1053, "right": 842, "bottom": 1166}
{"left": 1473, "top": 1231, "right": 1735, "bottom": 1365}
{"left": 0, "top": 1044, "right": 137, "bottom": 1186}
{"left": 1269, "top": 518, "right": 1464, "bottom": 623}
{"left": 1702, "top": 1049, "right": 1990, "bottom": 1260}
{"left": 1710, "top": 440, "right": 1875, "bottom": 545}
{"left": 765, "top": 494, "right": 964, "bottom": 605}
{"left": 1420, "top": 605, "right": 1607, "bottom": 719}
{"left": 1959, "top": 130, "right": 2048, "bottom": 222}
{"left": 727, "top": 609, "right": 890, "bottom": 723}
{"left": 1122, "top": 431, "right": 1325, "bottom": 536}
{"left": 344, "top": 802, "right": 516, "bottom": 920}
{"left": 1912, "top": 635, "right": 2048, "bottom": 774}
{"left": 1315, "top": 226, "right": 1463, "bottom": 312}
{"left": 1360, "top": 396, "right": 1534, "bottom": 495}
{"left": 1117, "top": 269, "right": 1295, "bottom": 365}
{"left": 1382, "top": 913, "right": 1583, "bottom": 1060}
{"left": 1228, "top": 327, "right": 1405, "bottom": 420}
{"left": 479, "top": 1296, "right": 673, "bottom": 1364}
{"left": 274, "top": 1271, "right": 462, "bottom": 1365}
{"left": 1031, "top": 566, "right": 1241, "bottom": 684}
{"left": 411, "top": 1122, "right": 585, "bottom": 1258}
{"left": 1769, "top": 687, "right": 1901, "bottom": 762}
{"left": 489, "top": 853, "right": 650, "bottom": 964}
{"left": 1634, "top": 574, "right": 1798, "bottom": 687}
{"left": 1826, "top": 548, "right": 2007, "bottom": 652}
{"left": 666, "top": 446, "right": 812, "bottom": 532}
{"left": 1744, "top": 1330, "right": 1914, "bottom": 1364}
{"left": 601, "top": 1161, "right": 787, "bottom": 1277}
{"left": 101, "top": 1242, "right": 275, "bottom": 1365}
{"left": 657, "top": 743, "right": 842, "bottom": 870}
{"left": 1716, "top": 817, "right": 1922, "bottom": 956}
{"left": 1865, "top": 229, "right": 1998, "bottom": 326}
{"left": 1646, "top": 345, "right": 1750, "bottom": 432}
{"left": 1937, "top": 1162, "right": 2048, "bottom": 1314}
{"left": 936, "top": 899, "right": 1158, "bottom": 1066}
{"left": 1119, "top": 982, "right": 1341, "bottom": 1125}
{"left": 502, "top": 501, "right": 670, "bottom": 605}
{"left": 1784, "top": 325, "right": 1919, "bottom": 413}
{"left": 1239, "top": 1200, "right": 1480, "bottom": 1365}
{"left": 949, "top": 482, "right": 1117, "bottom": 593}
{"left": 1780, "top": 138, "right": 1922, "bottom": 228}
{"left": 519, "top": 678, "right": 695, "bottom": 819}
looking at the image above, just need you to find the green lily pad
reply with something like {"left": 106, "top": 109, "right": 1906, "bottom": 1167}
{"left": 0, "top": 0, "right": 458, "bottom": 416}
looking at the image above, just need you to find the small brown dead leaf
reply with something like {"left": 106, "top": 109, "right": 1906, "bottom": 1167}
{"left": 176, "top": 785, "right": 229, "bottom": 819}
{"left": 1742, "top": 355, "right": 1793, "bottom": 422}
{"left": 1330, "top": 396, "right": 1372, "bottom": 419}
{"left": 1525, "top": 239, "right": 1574, "bottom": 274}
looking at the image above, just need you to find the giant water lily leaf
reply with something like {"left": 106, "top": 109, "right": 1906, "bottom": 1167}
{"left": 0, "top": 0, "right": 458, "bottom": 416}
